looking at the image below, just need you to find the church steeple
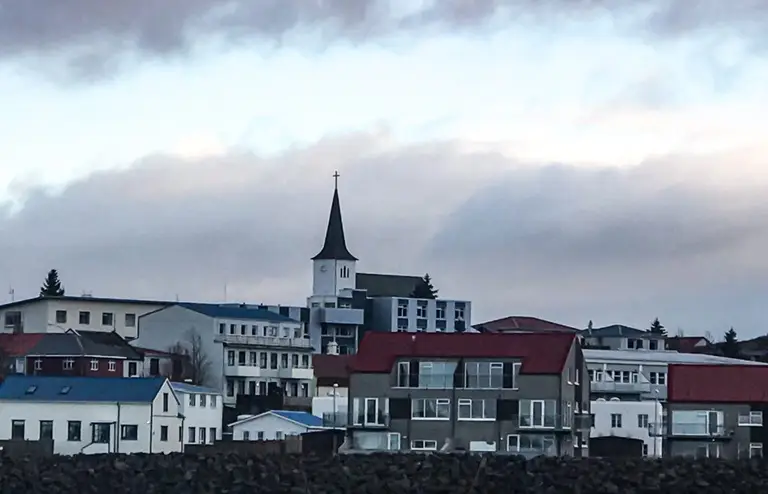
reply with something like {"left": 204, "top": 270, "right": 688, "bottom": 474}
{"left": 312, "top": 171, "right": 357, "bottom": 261}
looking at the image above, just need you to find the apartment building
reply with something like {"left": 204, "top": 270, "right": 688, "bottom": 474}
{"left": 368, "top": 297, "right": 471, "bottom": 333}
{"left": 583, "top": 325, "right": 665, "bottom": 351}
{"left": 133, "top": 303, "right": 313, "bottom": 406}
{"left": 343, "top": 332, "right": 591, "bottom": 456}
{"left": 591, "top": 399, "right": 663, "bottom": 457}
{"left": 661, "top": 364, "right": 768, "bottom": 459}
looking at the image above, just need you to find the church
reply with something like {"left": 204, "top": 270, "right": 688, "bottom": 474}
{"left": 305, "top": 173, "right": 472, "bottom": 355}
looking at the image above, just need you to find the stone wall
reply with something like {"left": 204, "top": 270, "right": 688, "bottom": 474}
{"left": 0, "top": 452, "right": 765, "bottom": 493}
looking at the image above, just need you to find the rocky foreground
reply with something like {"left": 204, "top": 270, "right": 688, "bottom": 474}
{"left": 1, "top": 453, "right": 767, "bottom": 493}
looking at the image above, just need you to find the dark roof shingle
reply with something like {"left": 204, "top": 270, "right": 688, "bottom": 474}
{"left": 355, "top": 273, "right": 422, "bottom": 298}
{"left": 28, "top": 331, "right": 143, "bottom": 359}
{"left": 351, "top": 332, "right": 575, "bottom": 374}
{"left": 668, "top": 364, "right": 768, "bottom": 403}
{"left": 313, "top": 355, "right": 352, "bottom": 385}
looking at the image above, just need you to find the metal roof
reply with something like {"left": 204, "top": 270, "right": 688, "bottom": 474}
{"left": 176, "top": 303, "right": 299, "bottom": 323}
{"left": 584, "top": 349, "right": 768, "bottom": 366}
{"left": 0, "top": 376, "right": 168, "bottom": 402}
{"left": 170, "top": 381, "right": 221, "bottom": 395}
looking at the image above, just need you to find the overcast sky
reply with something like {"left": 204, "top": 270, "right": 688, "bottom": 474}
{"left": 1, "top": 1, "right": 767, "bottom": 338}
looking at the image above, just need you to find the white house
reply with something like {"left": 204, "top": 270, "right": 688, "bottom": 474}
{"left": 591, "top": 399, "right": 664, "bottom": 457}
{"left": 171, "top": 381, "right": 223, "bottom": 444}
{"left": 133, "top": 303, "right": 314, "bottom": 406}
{"left": 0, "top": 375, "right": 182, "bottom": 455}
{"left": 229, "top": 410, "right": 325, "bottom": 441}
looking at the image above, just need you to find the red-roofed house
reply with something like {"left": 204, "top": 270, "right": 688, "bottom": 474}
{"left": 0, "top": 334, "right": 45, "bottom": 376}
{"left": 473, "top": 316, "right": 581, "bottom": 334}
{"left": 664, "top": 364, "right": 768, "bottom": 459}
{"left": 343, "top": 332, "right": 591, "bottom": 456}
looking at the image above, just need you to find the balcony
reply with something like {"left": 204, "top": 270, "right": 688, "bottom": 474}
{"left": 650, "top": 422, "right": 731, "bottom": 439}
{"left": 318, "top": 308, "right": 364, "bottom": 325}
{"left": 349, "top": 410, "right": 390, "bottom": 428}
{"left": 516, "top": 413, "right": 582, "bottom": 431}
{"left": 322, "top": 412, "right": 349, "bottom": 428}
{"left": 590, "top": 380, "right": 651, "bottom": 394}
{"left": 278, "top": 367, "right": 314, "bottom": 380}
{"left": 215, "top": 334, "right": 311, "bottom": 349}
{"left": 225, "top": 364, "right": 262, "bottom": 378}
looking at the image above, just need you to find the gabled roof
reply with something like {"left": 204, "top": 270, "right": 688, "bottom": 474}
{"left": 174, "top": 303, "right": 299, "bottom": 323}
{"left": 313, "top": 354, "right": 352, "bottom": 386}
{"left": 28, "top": 330, "right": 143, "bottom": 359}
{"left": 665, "top": 336, "right": 711, "bottom": 353}
{"left": 0, "top": 334, "right": 45, "bottom": 356}
{"left": 0, "top": 295, "right": 171, "bottom": 311}
{"left": 351, "top": 332, "right": 576, "bottom": 374}
{"left": 312, "top": 187, "right": 357, "bottom": 261}
{"left": 170, "top": 381, "right": 221, "bottom": 395}
{"left": 356, "top": 273, "right": 422, "bottom": 298}
{"left": 668, "top": 364, "right": 768, "bottom": 403}
{"left": 0, "top": 375, "right": 169, "bottom": 403}
{"left": 587, "top": 325, "right": 654, "bottom": 338}
{"left": 473, "top": 316, "right": 580, "bottom": 333}
{"left": 229, "top": 409, "right": 324, "bottom": 428}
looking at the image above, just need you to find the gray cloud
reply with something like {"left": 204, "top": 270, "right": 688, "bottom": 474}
{"left": 1, "top": 0, "right": 765, "bottom": 80}
{"left": 1, "top": 131, "right": 767, "bottom": 337}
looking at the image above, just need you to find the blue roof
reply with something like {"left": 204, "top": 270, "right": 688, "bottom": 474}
{"left": 177, "top": 303, "right": 299, "bottom": 323}
{"left": 0, "top": 376, "right": 167, "bottom": 403}
{"left": 170, "top": 381, "right": 220, "bottom": 395}
{"left": 271, "top": 410, "right": 324, "bottom": 428}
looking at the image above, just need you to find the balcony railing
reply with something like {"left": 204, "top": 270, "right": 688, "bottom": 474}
{"left": 649, "top": 422, "right": 730, "bottom": 437}
{"left": 590, "top": 380, "right": 652, "bottom": 394}
{"left": 215, "top": 334, "right": 311, "bottom": 348}
{"left": 393, "top": 372, "right": 516, "bottom": 390}
{"left": 350, "top": 410, "right": 390, "bottom": 428}
{"left": 322, "top": 412, "right": 349, "bottom": 428}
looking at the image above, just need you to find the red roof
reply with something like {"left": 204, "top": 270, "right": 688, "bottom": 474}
{"left": 313, "top": 355, "right": 352, "bottom": 379}
{"left": 0, "top": 334, "right": 44, "bottom": 356}
{"left": 474, "top": 316, "right": 579, "bottom": 333}
{"left": 351, "top": 332, "right": 576, "bottom": 374}
{"left": 668, "top": 364, "right": 768, "bottom": 403}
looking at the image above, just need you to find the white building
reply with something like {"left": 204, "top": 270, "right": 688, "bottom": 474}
{"left": 170, "top": 381, "right": 223, "bottom": 445}
{"left": 134, "top": 303, "right": 314, "bottom": 406}
{"left": 591, "top": 399, "right": 663, "bottom": 457}
{"left": 229, "top": 410, "right": 325, "bottom": 441}
{"left": 0, "top": 296, "right": 169, "bottom": 340}
{"left": 0, "top": 375, "right": 182, "bottom": 455}
{"left": 368, "top": 297, "right": 471, "bottom": 333}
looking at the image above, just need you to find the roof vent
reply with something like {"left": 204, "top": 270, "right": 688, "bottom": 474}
{"left": 60, "top": 386, "right": 71, "bottom": 394}
{"left": 25, "top": 385, "right": 37, "bottom": 394}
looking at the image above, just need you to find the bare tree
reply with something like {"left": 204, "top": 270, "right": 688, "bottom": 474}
{"left": 167, "top": 328, "right": 212, "bottom": 386}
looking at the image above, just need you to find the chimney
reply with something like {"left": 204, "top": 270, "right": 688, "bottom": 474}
{"left": 327, "top": 341, "right": 339, "bottom": 355}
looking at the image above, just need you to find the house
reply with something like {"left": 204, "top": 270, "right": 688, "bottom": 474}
{"left": 665, "top": 336, "right": 712, "bottom": 354}
{"left": 229, "top": 409, "right": 325, "bottom": 441}
{"left": 663, "top": 364, "right": 768, "bottom": 459}
{"left": 473, "top": 316, "right": 580, "bottom": 334}
{"left": 313, "top": 353, "right": 352, "bottom": 397}
{"left": 583, "top": 325, "right": 665, "bottom": 351}
{"left": 171, "top": 381, "right": 223, "bottom": 445}
{"left": 134, "top": 302, "right": 313, "bottom": 406}
{"left": 344, "top": 331, "right": 591, "bottom": 455}
{"left": 0, "top": 333, "right": 44, "bottom": 376}
{"left": 591, "top": 399, "right": 663, "bottom": 457}
{"left": 0, "top": 375, "right": 182, "bottom": 455}
{"left": 134, "top": 346, "right": 187, "bottom": 380}
{"left": 0, "top": 295, "right": 170, "bottom": 340}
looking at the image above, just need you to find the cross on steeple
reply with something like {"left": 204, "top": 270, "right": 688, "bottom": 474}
{"left": 333, "top": 170, "right": 340, "bottom": 190}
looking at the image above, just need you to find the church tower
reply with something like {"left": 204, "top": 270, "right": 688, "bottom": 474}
{"left": 311, "top": 171, "right": 357, "bottom": 296}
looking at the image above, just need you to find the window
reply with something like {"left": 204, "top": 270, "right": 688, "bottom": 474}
{"left": 649, "top": 340, "right": 659, "bottom": 350}
{"left": 4, "top": 311, "right": 22, "bottom": 328}
{"left": 750, "top": 443, "right": 763, "bottom": 459}
{"left": 270, "top": 353, "right": 278, "bottom": 369}
{"left": 63, "top": 359, "right": 74, "bottom": 370}
{"left": 240, "top": 324, "right": 246, "bottom": 335}
{"left": 67, "top": 421, "right": 81, "bottom": 441}
{"left": 209, "top": 428, "right": 216, "bottom": 443}
{"left": 397, "top": 300, "right": 408, "bottom": 317}
{"left": 210, "top": 396, "right": 217, "bottom": 408}
{"left": 738, "top": 411, "right": 763, "bottom": 426}
{"left": 226, "top": 380, "right": 235, "bottom": 396}
{"left": 127, "top": 361, "right": 138, "bottom": 376}
{"left": 257, "top": 431, "right": 264, "bottom": 440}
{"left": 120, "top": 425, "right": 138, "bottom": 440}
{"left": 11, "top": 420, "right": 25, "bottom": 439}
{"left": 90, "top": 360, "right": 98, "bottom": 371}
{"left": 200, "top": 394, "right": 207, "bottom": 407}
{"left": 506, "top": 434, "right": 519, "bottom": 452}
{"left": 416, "top": 301, "right": 427, "bottom": 318}
{"left": 519, "top": 400, "right": 556, "bottom": 428}
{"left": 163, "top": 393, "right": 169, "bottom": 412}
{"left": 412, "top": 398, "right": 450, "bottom": 420}
{"left": 637, "top": 414, "right": 649, "bottom": 429}
{"left": 411, "top": 440, "right": 438, "bottom": 451}
{"left": 243, "top": 431, "right": 250, "bottom": 441}
{"left": 340, "top": 265, "right": 350, "bottom": 278}
{"left": 670, "top": 410, "right": 724, "bottom": 436}
{"left": 55, "top": 310, "right": 67, "bottom": 324}
{"left": 160, "top": 426, "right": 168, "bottom": 441}
{"left": 78, "top": 311, "right": 90, "bottom": 325}
{"left": 281, "top": 353, "right": 288, "bottom": 368}
{"left": 39, "top": 420, "right": 53, "bottom": 440}
{"left": 276, "top": 431, "right": 284, "bottom": 440}
{"left": 519, "top": 434, "right": 556, "bottom": 454}
{"left": 102, "top": 312, "right": 114, "bottom": 326}
{"left": 301, "top": 355, "right": 310, "bottom": 368}
{"left": 457, "top": 399, "right": 495, "bottom": 420}
{"left": 125, "top": 313, "right": 136, "bottom": 327}
{"left": 239, "top": 351, "right": 246, "bottom": 365}
{"left": 642, "top": 444, "right": 649, "bottom": 456}
{"left": 465, "top": 362, "right": 503, "bottom": 389}
{"left": 418, "top": 361, "right": 455, "bottom": 388}
{"left": 611, "top": 413, "right": 623, "bottom": 428}
{"left": 649, "top": 372, "right": 666, "bottom": 385}
{"left": 92, "top": 423, "right": 110, "bottom": 443}
{"left": 188, "top": 427, "right": 196, "bottom": 443}
{"left": 108, "top": 361, "right": 116, "bottom": 372}
{"left": 454, "top": 306, "right": 465, "bottom": 320}
{"left": 252, "top": 325, "right": 259, "bottom": 335}
{"left": 396, "top": 318, "right": 409, "bottom": 330}
{"left": 292, "top": 354, "right": 299, "bottom": 367}
{"left": 189, "top": 394, "right": 195, "bottom": 406}
{"left": 227, "top": 351, "right": 235, "bottom": 366}
{"left": 199, "top": 427, "right": 206, "bottom": 444}
{"left": 435, "top": 303, "right": 446, "bottom": 319}
{"left": 34, "top": 359, "right": 42, "bottom": 371}
{"left": 149, "top": 358, "right": 159, "bottom": 375}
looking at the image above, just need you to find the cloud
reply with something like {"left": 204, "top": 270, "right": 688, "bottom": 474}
{"left": 0, "top": 129, "right": 767, "bottom": 336}
{"left": 1, "top": 0, "right": 765, "bottom": 80}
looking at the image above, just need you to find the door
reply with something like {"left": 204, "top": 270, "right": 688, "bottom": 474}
{"left": 507, "top": 434, "right": 519, "bottom": 452}
{"left": 365, "top": 398, "right": 379, "bottom": 425}
{"left": 128, "top": 362, "right": 138, "bottom": 377}
{"left": 387, "top": 432, "right": 401, "bottom": 451}
{"left": 531, "top": 401, "right": 545, "bottom": 427}
{"left": 707, "top": 411, "right": 720, "bottom": 435}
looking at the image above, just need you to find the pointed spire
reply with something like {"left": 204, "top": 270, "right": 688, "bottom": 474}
{"left": 312, "top": 171, "right": 357, "bottom": 261}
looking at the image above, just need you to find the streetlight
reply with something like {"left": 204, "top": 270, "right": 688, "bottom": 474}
{"left": 332, "top": 383, "right": 339, "bottom": 427}
{"left": 653, "top": 388, "right": 660, "bottom": 457}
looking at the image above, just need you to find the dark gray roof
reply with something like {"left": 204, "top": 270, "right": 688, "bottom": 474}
{"left": 0, "top": 295, "right": 171, "bottom": 311}
{"left": 312, "top": 188, "right": 357, "bottom": 261}
{"left": 587, "top": 325, "right": 656, "bottom": 338}
{"left": 28, "top": 330, "right": 143, "bottom": 359}
{"left": 356, "top": 273, "right": 423, "bottom": 298}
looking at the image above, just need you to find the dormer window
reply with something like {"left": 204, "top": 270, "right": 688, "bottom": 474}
{"left": 25, "top": 385, "right": 37, "bottom": 394}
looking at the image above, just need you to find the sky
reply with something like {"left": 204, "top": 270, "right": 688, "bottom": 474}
{"left": 1, "top": 0, "right": 767, "bottom": 338}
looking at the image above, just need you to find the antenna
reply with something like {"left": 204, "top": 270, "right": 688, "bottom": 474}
{"left": 8, "top": 287, "right": 14, "bottom": 302}
{"left": 223, "top": 283, "right": 228, "bottom": 303}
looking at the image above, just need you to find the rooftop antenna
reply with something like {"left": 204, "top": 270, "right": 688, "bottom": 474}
{"left": 8, "top": 287, "right": 14, "bottom": 302}
{"left": 223, "top": 282, "right": 228, "bottom": 303}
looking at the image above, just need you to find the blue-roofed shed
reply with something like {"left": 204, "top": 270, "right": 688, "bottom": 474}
{"left": 0, "top": 375, "right": 169, "bottom": 403}
{"left": 228, "top": 410, "right": 327, "bottom": 440}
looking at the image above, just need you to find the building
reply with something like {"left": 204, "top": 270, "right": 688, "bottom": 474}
{"left": 583, "top": 325, "right": 665, "bottom": 351}
{"left": 665, "top": 336, "right": 712, "bottom": 354}
{"left": 170, "top": 381, "right": 223, "bottom": 445}
{"left": 343, "top": 331, "right": 591, "bottom": 455}
{"left": 134, "top": 303, "right": 313, "bottom": 406}
{"left": 0, "top": 375, "right": 182, "bottom": 455}
{"left": 368, "top": 297, "right": 471, "bottom": 333}
{"left": 134, "top": 346, "right": 187, "bottom": 380}
{"left": 473, "top": 316, "right": 580, "bottom": 334}
{"left": 584, "top": 348, "right": 766, "bottom": 401}
{"left": 662, "top": 364, "right": 768, "bottom": 459}
{"left": 229, "top": 410, "right": 325, "bottom": 440}
{"left": 0, "top": 295, "right": 169, "bottom": 340}
{"left": 591, "top": 399, "right": 663, "bottom": 457}
{"left": 313, "top": 354, "right": 351, "bottom": 397}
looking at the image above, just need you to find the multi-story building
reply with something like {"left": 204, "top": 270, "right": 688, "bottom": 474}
{"left": 661, "top": 364, "right": 768, "bottom": 459}
{"left": 170, "top": 381, "right": 223, "bottom": 445}
{"left": 0, "top": 295, "right": 169, "bottom": 340}
{"left": 133, "top": 303, "right": 313, "bottom": 406}
{"left": 368, "top": 297, "right": 471, "bottom": 333}
{"left": 583, "top": 325, "right": 665, "bottom": 351}
{"left": 591, "top": 399, "right": 663, "bottom": 457}
{"left": 343, "top": 331, "right": 591, "bottom": 455}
